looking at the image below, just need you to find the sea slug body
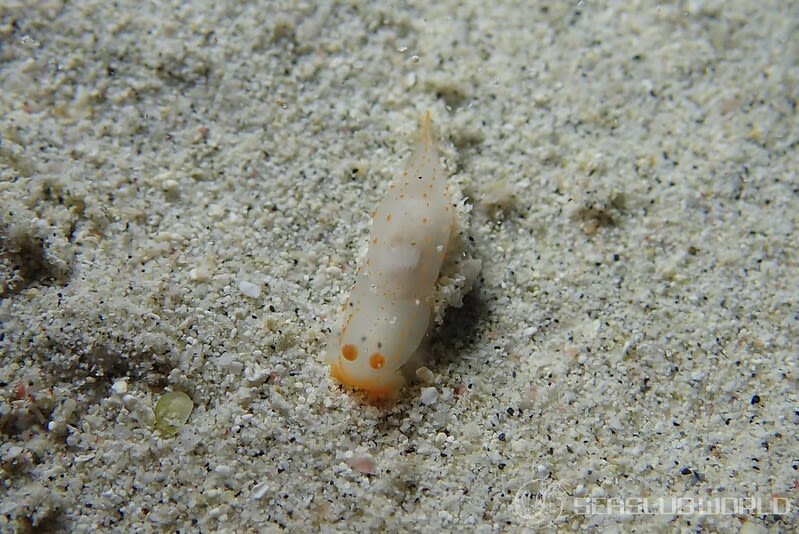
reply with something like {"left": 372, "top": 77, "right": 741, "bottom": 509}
{"left": 327, "top": 112, "right": 453, "bottom": 398}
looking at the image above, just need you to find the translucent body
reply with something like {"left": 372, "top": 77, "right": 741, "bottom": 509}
{"left": 327, "top": 112, "right": 453, "bottom": 397}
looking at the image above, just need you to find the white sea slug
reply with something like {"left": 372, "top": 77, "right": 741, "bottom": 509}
{"left": 327, "top": 112, "right": 453, "bottom": 398}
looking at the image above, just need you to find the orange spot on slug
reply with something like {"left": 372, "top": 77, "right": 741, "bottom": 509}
{"left": 369, "top": 353, "right": 386, "bottom": 369}
{"left": 342, "top": 344, "right": 358, "bottom": 361}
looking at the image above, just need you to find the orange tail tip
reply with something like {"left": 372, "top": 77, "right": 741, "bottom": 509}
{"left": 329, "top": 359, "right": 405, "bottom": 399}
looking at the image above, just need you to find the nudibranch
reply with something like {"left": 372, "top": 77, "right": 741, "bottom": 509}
{"left": 327, "top": 112, "right": 454, "bottom": 398}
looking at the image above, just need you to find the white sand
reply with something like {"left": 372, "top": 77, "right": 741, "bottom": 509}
{"left": 1, "top": 1, "right": 797, "bottom": 531}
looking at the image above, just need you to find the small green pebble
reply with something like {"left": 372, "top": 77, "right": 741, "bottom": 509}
{"left": 154, "top": 391, "right": 193, "bottom": 435}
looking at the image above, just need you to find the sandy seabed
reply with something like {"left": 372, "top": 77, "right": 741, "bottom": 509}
{"left": 1, "top": 1, "right": 797, "bottom": 532}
